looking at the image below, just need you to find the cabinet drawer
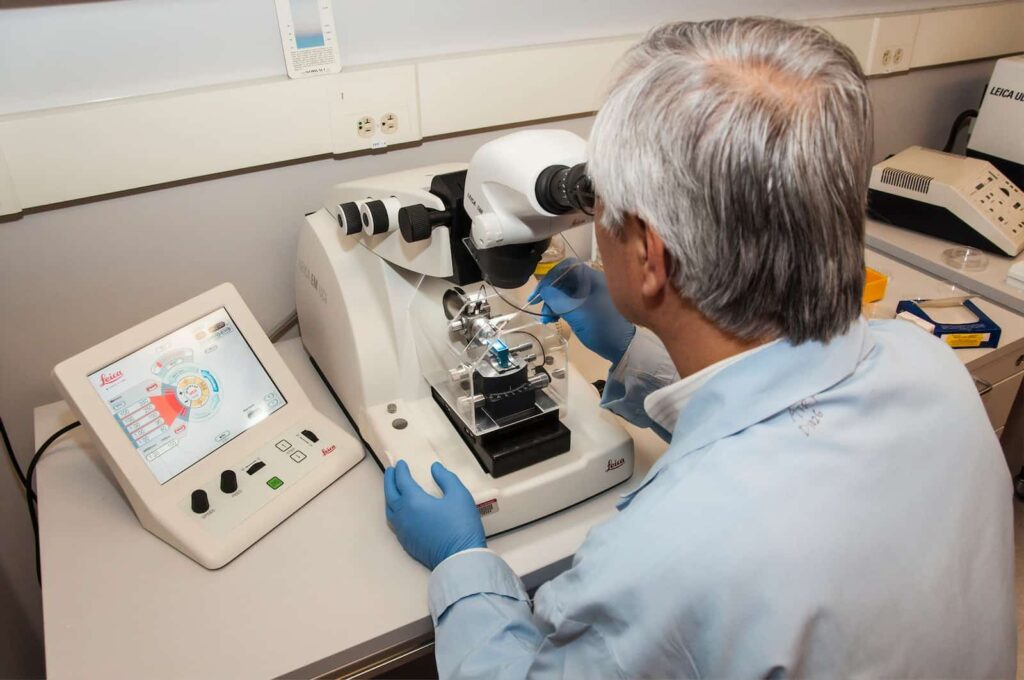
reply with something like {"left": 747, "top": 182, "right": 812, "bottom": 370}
{"left": 971, "top": 343, "right": 1024, "bottom": 387}
{"left": 977, "top": 370, "right": 1024, "bottom": 431}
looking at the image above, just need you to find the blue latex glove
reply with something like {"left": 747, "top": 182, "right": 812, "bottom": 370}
{"left": 528, "top": 258, "right": 636, "bottom": 364}
{"left": 383, "top": 460, "right": 486, "bottom": 570}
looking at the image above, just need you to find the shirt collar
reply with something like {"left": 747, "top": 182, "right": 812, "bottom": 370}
{"left": 619, "top": 317, "right": 876, "bottom": 510}
{"left": 642, "top": 341, "right": 777, "bottom": 435}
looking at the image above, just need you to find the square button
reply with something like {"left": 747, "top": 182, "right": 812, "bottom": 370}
{"left": 275, "top": 440, "right": 290, "bottom": 451}
{"left": 290, "top": 451, "right": 306, "bottom": 463}
{"left": 266, "top": 476, "right": 284, "bottom": 490}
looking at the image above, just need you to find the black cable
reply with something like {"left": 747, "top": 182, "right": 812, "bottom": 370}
{"left": 506, "top": 329, "right": 548, "bottom": 366}
{"left": 26, "top": 420, "right": 80, "bottom": 503}
{"left": 0, "top": 415, "right": 28, "bottom": 490}
{"left": 942, "top": 108, "right": 978, "bottom": 153}
{"left": 24, "top": 421, "right": 81, "bottom": 582}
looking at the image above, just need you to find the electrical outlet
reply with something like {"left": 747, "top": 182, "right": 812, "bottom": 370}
{"left": 866, "top": 15, "right": 919, "bottom": 75}
{"left": 327, "top": 65, "right": 422, "bottom": 154}
{"left": 356, "top": 116, "right": 375, "bottom": 138}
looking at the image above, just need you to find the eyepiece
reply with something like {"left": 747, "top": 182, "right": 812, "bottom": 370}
{"left": 535, "top": 162, "right": 594, "bottom": 216}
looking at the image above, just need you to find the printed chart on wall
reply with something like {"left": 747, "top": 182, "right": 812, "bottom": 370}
{"left": 88, "top": 308, "right": 286, "bottom": 484}
{"left": 275, "top": 0, "right": 342, "bottom": 78}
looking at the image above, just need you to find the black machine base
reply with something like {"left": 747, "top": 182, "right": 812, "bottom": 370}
{"left": 868, "top": 189, "right": 1009, "bottom": 255}
{"left": 431, "top": 387, "right": 570, "bottom": 478}
{"left": 967, "top": 148, "right": 1024, "bottom": 194}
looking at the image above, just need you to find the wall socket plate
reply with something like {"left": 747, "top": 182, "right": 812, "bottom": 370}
{"left": 0, "top": 146, "right": 21, "bottom": 216}
{"left": 327, "top": 66, "right": 421, "bottom": 154}
{"left": 866, "top": 14, "right": 920, "bottom": 75}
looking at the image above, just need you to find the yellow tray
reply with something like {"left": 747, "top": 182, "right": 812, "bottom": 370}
{"left": 863, "top": 267, "right": 888, "bottom": 303}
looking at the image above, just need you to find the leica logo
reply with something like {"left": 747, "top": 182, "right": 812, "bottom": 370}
{"left": 990, "top": 86, "right": 1024, "bottom": 102}
{"left": 321, "top": 444, "right": 336, "bottom": 456}
{"left": 99, "top": 371, "right": 124, "bottom": 386}
{"left": 606, "top": 457, "right": 625, "bottom": 472}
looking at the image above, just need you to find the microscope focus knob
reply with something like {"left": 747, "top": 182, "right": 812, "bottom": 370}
{"left": 398, "top": 204, "right": 433, "bottom": 242}
{"left": 399, "top": 204, "right": 451, "bottom": 243}
{"left": 337, "top": 202, "right": 362, "bottom": 236}
{"left": 360, "top": 200, "right": 390, "bottom": 235}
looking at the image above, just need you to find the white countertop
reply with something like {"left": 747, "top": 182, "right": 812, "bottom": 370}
{"left": 36, "top": 337, "right": 666, "bottom": 680}
{"left": 866, "top": 218, "right": 1024, "bottom": 316}
{"left": 864, "top": 248, "right": 1024, "bottom": 372}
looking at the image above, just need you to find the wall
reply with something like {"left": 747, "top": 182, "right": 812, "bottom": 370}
{"left": 0, "top": 2, "right": 1005, "bottom": 676}
{"left": 0, "top": 0, "right": 998, "bottom": 114}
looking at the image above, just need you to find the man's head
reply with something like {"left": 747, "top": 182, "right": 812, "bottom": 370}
{"left": 589, "top": 17, "right": 872, "bottom": 345}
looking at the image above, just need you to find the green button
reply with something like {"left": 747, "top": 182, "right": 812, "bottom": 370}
{"left": 266, "top": 476, "right": 284, "bottom": 490}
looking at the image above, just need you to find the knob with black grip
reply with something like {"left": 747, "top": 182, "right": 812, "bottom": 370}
{"left": 337, "top": 202, "right": 362, "bottom": 236}
{"left": 361, "top": 199, "right": 390, "bottom": 235}
{"left": 191, "top": 489, "right": 210, "bottom": 514}
{"left": 220, "top": 470, "right": 238, "bottom": 494}
{"left": 398, "top": 205, "right": 451, "bottom": 243}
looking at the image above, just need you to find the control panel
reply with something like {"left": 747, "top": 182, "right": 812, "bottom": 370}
{"left": 180, "top": 423, "right": 334, "bottom": 536}
{"left": 53, "top": 283, "right": 364, "bottom": 568}
{"left": 868, "top": 146, "right": 1024, "bottom": 256}
{"left": 970, "top": 170, "right": 1023, "bottom": 239}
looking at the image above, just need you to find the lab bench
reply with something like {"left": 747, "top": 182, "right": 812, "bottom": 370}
{"left": 34, "top": 337, "right": 667, "bottom": 679}
{"left": 35, "top": 253, "right": 1024, "bottom": 678}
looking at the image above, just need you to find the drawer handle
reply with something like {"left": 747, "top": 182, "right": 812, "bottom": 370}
{"left": 1016, "top": 354, "right": 1024, "bottom": 368}
{"left": 974, "top": 377, "right": 994, "bottom": 396}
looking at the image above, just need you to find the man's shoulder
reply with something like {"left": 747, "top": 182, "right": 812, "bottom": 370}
{"left": 859, "top": 318, "right": 978, "bottom": 392}
{"left": 867, "top": 318, "right": 966, "bottom": 366}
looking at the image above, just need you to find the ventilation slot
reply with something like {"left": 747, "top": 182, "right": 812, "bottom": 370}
{"left": 880, "top": 167, "right": 933, "bottom": 194}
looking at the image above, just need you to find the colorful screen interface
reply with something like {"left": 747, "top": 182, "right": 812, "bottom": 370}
{"left": 89, "top": 308, "right": 286, "bottom": 484}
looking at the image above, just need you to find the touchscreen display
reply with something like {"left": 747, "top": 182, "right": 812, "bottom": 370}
{"left": 88, "top": 308, "right": 286, "bottom": 484}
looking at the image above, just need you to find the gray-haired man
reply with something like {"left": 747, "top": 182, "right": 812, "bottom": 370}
{"left": 383, "top": 17, "right": 1016, "bottom": 678}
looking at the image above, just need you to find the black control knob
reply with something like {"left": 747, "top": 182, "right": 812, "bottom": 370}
{"left": 337, "top": 201, "right": 362, "bottom": 236}
{"left": 220, "top": 470, "right": 238, "bottom": 494}
{"left": 361, "top": 199, "right": 390, "bottom": 235}
{"left": 191, "top": 489, "right": 210, "bottom": 514}
{"left": 398, "top": 204, "right": 451, "bottom": 243}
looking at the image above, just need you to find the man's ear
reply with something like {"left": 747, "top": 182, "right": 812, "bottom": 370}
{"left": 638, "top": 217, "right": 670, "bottom": 300}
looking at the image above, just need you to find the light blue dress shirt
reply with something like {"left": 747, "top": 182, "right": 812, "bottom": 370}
{"left": 427, "top": 318, "right": 1016, "bottom": 678}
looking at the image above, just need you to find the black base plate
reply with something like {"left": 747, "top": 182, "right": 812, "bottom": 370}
{"left": 431, "top": 387, "right": 571, "bottom": 478}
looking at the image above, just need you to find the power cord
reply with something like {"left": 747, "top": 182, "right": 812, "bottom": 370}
{"left": 1, "top": 416, "right": 27, "bottom": 489}
{"left": 0, "top": 415, "right": 81, "bottom": 582}
{"left": 942, "top": 108, "right": 978, "bottom": 153}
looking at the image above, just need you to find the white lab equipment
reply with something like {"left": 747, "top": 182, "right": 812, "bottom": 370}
{"left": 967, "top": 55, "right": 1024, "bottom": 190}
{"left": 295, "top": 129, "right": 634, "bottom": 536}
{"left": 868, "top": 146, "right": 1024, "bottom": 256}
{"left": 52, "top": 283, "right": 364, "bottom": 568}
